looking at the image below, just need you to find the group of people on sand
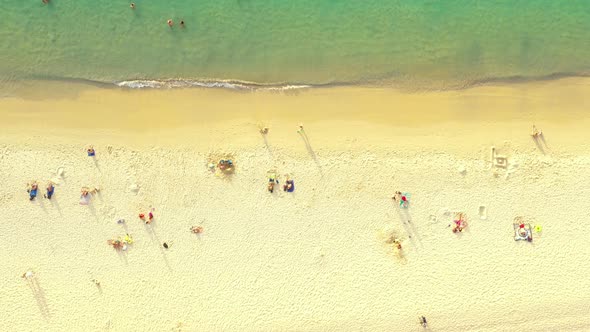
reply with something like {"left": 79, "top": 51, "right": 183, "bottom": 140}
{"left": 267, "top": 172, "right": 295, "bottom": 193}
{"left": 107, "top": 233, "right": 134, "bottom": 251}
{"left": 27, "top": 146, "right": 101, "bottom": 204}
{"left": 138, "top": 209, "right": 155, "bottom": 224}
{"left": 27, "top": 181, "right": 54, "bottom": 201}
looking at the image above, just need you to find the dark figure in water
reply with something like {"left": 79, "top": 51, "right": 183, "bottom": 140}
{"left": 420, "top": 316, "right": 428, "bottom": 328}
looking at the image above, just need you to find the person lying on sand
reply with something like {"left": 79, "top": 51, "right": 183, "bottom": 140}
{"left": 27, "top": 181, "right": 38, "bottom": 201}
{"left": 392, "top": 191, "right": 409, "bottom": 208}
{"left": 452, "top": 213, "right": 467, "bottom": 233}
{"left": 217, "top": 159, "right": 233, "bottom": 171}
{"left": 107, "top": 239, "right": 124, "bottom": 250}
{"left": 191, "top": 226, "right": 203, "bottom": 234}
{"left": 80, "top": 187, "right": 99, "bottom": 205}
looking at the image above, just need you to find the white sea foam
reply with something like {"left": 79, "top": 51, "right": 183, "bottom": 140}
{"left": 115, "top": 79, "right": 312, "bottom": 91}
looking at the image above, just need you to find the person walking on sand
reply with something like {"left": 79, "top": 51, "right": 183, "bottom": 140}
{"left": 44, "top": 181, "right": 55, "bottom": 199}
{"left": 27, "top": 181, "right": 38, "bottom": 201}
{"left": 87, "top": 146, "right": 96, "bottom": 157}
{"left": 419, "top": 316, "right": 428, "bottom": 328}
{"left": 21, "top": 270, "right": 35, "bottom": 279}
{"left": 297, "top": 124, "right": 304, "bottom": 134}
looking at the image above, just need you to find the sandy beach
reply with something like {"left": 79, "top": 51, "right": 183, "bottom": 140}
{"left": 1, "top": 78, "right": 590, "bottom": 331}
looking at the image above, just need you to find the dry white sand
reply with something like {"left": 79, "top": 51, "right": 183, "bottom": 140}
{"left": 1, "top": 80, "right": 590, "bottom": 331}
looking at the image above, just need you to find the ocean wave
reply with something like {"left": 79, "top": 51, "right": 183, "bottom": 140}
{"left": 115, "top": 79, "right": 312, "bottom": 91}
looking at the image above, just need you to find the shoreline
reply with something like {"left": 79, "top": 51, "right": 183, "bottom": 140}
{"left": 1, "top": 78, "right": 590, "bottom": 331}
{"left": 3, "top": 70, "right": 590, "bottom": 95}
{"left": 2, "top": 76, "right": 590, "bottom": 156}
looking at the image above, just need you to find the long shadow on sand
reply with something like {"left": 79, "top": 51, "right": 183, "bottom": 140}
{"left": 532, "top": 136, "right": 545, "bottom": 154}
{"left": 262, "top": 134, "right": 274, "bottom": 159}
{"left": 298, "top": 130, "right": 324, "bottom": 178}
{"left": 144, "top": 222, "right": 173, "bottom": 272}
{"left": 26, "top": 277, "right": 50, "bottom": 320}
{"left": 394, "top": 205, "right": 423, "bottom": 249}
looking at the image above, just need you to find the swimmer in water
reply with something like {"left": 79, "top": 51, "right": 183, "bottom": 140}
{"left": 130, "top": 3, "right": 135, "bottom": 9}
{"left": 180, "top": 20, "right": 185, "bottom": 28}
{"left": 167, "top": 19, "right": 173, "bottom": 27}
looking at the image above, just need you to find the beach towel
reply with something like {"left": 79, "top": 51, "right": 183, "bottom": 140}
{"left": 79, "top": 194, "right": 90, "bottom": 205}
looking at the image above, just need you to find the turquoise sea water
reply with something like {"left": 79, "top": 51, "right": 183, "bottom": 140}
{"left": 1, "top": 0, "right": 589, "bottom": 90}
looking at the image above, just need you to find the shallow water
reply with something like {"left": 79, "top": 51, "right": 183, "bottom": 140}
{"left": 1, "top": 0, "right": 589, "bottom": 90}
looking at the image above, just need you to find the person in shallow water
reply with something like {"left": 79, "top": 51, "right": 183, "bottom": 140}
{"left": 180, "top": 20, "right": 185, "bottom": 28}
{"left": 130, "top": 3, "right": 135, "bottom": 9}
{"left": 167, "top": 19, "right": 173, "bottom": 27}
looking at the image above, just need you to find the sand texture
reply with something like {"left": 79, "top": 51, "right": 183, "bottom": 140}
{"left": 1, "top": 79, "right": 590, "bottom": 331}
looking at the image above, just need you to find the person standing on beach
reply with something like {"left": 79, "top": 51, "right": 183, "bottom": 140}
{"left": 27, "top": 181, "right": 38, "bottom": 201}
{"left": 419, "top": 316, "right": 428, "bottom": 328}
{"left": 44, "top": 181, "right": 55, "bottom": 199}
